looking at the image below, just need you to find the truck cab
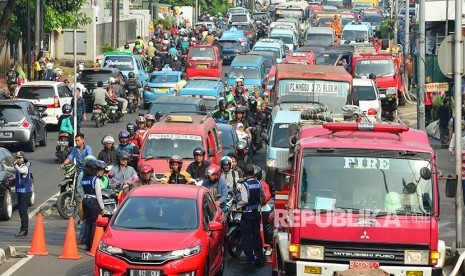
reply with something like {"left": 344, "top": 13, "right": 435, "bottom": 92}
{"left": 272, "top": 121, "right": 445, "bottom": 276}
{"left": 340, "top": 22, "right": 373, "bottom": 45}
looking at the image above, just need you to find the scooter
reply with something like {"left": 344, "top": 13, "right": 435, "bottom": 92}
{"left": 92, "top": 104, "right": 107, "bottom": 128}
{"left": 126, "top": 93, "right": 138, "bottom": 114}
{"left": 55, "top": 132, "right": 71, "bottom": 163}
{"left": 108, "top": 101, "right": 123, "bottom": 123}
{"left": 226, "top": 193, "right": 243, "bottom": 258}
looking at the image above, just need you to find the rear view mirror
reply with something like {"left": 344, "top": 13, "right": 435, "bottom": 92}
{"left": 96, "top": 216, "right": 109, "bottom": 227}
{"left": 445, "top": 175, "right": 458, "bottom": 198}
{"left": 209, "top": 221, "right": 223, "bottom": 231}
{"left": 208, "top": 148, "right": 215, "bottom": 157}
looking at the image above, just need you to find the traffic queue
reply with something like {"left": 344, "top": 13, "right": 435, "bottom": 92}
{"left": 0, "top": 0, "right": 419, "bottom": 274}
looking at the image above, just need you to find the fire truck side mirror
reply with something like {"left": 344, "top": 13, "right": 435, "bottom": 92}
{"left": 445, "top": 175, "right": 457, "bottom": 198}
{"left": 420, "top": 167, "right": 431, "bottom": 180}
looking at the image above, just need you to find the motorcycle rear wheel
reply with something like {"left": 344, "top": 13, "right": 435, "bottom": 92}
{"left": 227, "top": 228, "right": 242, "bottom": 258}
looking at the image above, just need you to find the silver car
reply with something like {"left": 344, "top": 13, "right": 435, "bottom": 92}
{"left": 0, "top": 100, "right": 47, "bottom": 152}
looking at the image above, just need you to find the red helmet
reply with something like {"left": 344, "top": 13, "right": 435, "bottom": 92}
{"left": 169, "top": 155, "right": 183, "bottom": 168}
{"left": 138, "top": 163, "right": 154, "bottom": 174}
{"left": 205, "top": 164, "right": 221, "bottom": 180}
{"left": 202, "top": 22, "right": 206, "bottom": 27}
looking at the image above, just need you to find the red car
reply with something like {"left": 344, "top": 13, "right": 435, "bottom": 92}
{"left": 95, "top": 184, "right": 226, "bottom": 276}
{"left": 185, "top": 45, "right": 223, "bottom": 79}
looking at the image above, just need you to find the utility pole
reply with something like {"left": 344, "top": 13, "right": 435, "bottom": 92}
{"left": 446, "top": 0, "right": 449, "bottom": 36}
{"left": 35, "top": 0, "right": 40, "bottom": 59}
{"left": 111, "top": 0, "right": 117, "bottom": 48}
{"left": 453, "top": 0, "right": 463, "bottom": 248}
{"left": 393, "top": 0, "right": 398, "bottom": 45}
{"left": 27, "top": 0, "right": 31, "bottom": 80}
{"left": 116, "top": 0, "right": 120, "bottom": 47}
{"left": 417, "top": 0, "right": 425, "bottom": 130}
{"left": 403, "top": 0, "right": 409, "bottom": 93}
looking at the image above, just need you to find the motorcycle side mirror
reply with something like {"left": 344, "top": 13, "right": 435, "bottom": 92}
{"left": 446, "top": 175, "right": 458, "bottom": 198}
{"left": 133, "top": 146, "right": 140, "bottom": 155}
{"left": 209, "top": 221, "right": 223, "bottom": 231}
{"left": 41, "top": 113, "right": 47, "bottom": 118}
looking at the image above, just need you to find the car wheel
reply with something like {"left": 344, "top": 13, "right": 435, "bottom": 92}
{"left": 26, "top": 134, "right": 36, "bottom": 152}
{"left": 0, "top": 190, "right": 13, "bottom": 221}
{"left": 39, "top": 129, "right": 47, "bottom": 147}
{"left": 28, "top": 189, "right": 35, "bottom": 207}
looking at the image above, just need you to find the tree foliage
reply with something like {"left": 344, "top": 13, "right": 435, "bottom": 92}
{"left": 199, "top": 0, "right": 229, "bottom": 15}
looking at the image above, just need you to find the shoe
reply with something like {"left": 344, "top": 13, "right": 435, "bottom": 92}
{"left": 77, "top": 240, "right": 86, "bottom": 245}
{"left": 265, "top": 248, "right": 273, "bottom": 256}
{"left": 14, "top": 231, "right": 28, "bottom": 237}
{"left": 122, "top": 110, "right": 128, "bottom": 114}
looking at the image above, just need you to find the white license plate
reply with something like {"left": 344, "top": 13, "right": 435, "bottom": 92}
{"left": 128, "top": 95, "right": 135, "bottom": 99}
{"left": 128, "top": 269, "right": 161, "bottom": 276}
{"left": 110, "top": 105, "right": 118, "bottom": 110}
{"left": 224, "top": 55, "right": 230, "bottom": 59}
{"left": 349, "top": 260, "right": 379, "bottom": 269}
{"left": 93, "top": 110, "right": 102, "bottom": 114}
{"left": 380, "top": 94, "right": 386, "bottom": 99}
{"left": 0, "top": 132, "right": 12, "bottom": 138}
{"left": 57, "top": 141, "right": 69, "bottom": 146}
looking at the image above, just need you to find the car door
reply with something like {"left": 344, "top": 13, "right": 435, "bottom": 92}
{"left": 204, "top": 193, "right": 223, "bottom": 273}
{"left": 0, "top": 150, "right": 17, "bottom": 206}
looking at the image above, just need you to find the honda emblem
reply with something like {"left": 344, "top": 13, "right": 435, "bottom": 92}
{"left": 141, "top": 252, "right": 151, "bottom": 260}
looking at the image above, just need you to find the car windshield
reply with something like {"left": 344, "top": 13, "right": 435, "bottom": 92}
{"left": 271, "top": 123, "right": 290, "bottom": 148}
{"left": 356, "top": 2, "right": 373, "bottom": 8}
{"left": 0, "top": 105, "right": 25, "bottom": 122}
{"left": 270, "top": 35, "right": 294, "bottom": 44}
{"left": 79, "top": 71, "right": 113, "bottom": 83}
{"left": 17, "top": 86, "right": 55, "bottom": 99}
{"left": 149, "top": 74, "right": 179, "bottom": 83}
{"left": 142, "top": 133, "right": 203, "bottom": 159}
{"left": 189, "top": 48, "right": 215, "bottom": 60}
{"left": 318, "top": 18, "right": 333, "bottom": 27}
{"left": 219, "top": 127, "right": 235, "bottom": 148}
{"left": 263, "top": 57, "right": 274, "bottom": 73}
{"left": 342, "top": 18, "right": 353, "bottom": 26}
{"left": 229, "top": 66, "right": 260, "bottom": 79}
{"left": 231, "top": 14, "right": 248, "bottom": 22}
{"left": 148, "top": 103, "right": 198, "bottom": 115}
{"left": 253, "top": 47, "right": 280, "bottom": 57}
{"left": 277, "top": 79, "right": 350, "bottom": 113}
{"left": 103, "top": 56, "right": 134, "bottom": 71}
{"left": 306, "top": 34, "right": 333, "bottom": 46}
{"left": 315, "top": 53, "right": 338, "bottom": 65}
{"left": 354, "top": 85, "right": 377, "bottom": 100}
{"left": 179, "top": 95, "right": 217, "bottom": 110}
{"left": 252, "top": 13, "right": 267, "bottom": 19}
{"left": 354, "top": 59, "right": 395, "bottom": 78}
{"left": 219, "top": 40, "right": 241, "bottom": 50}
{"left": 363, "top": 15, "right": 382, "bottom": 24}
{"left": 342, "top": 30, "right": 368, "bottom": 41}
{"left": 298, "top": 155, "right": 433, "bottom": 216}
{"left": 113, "top": 197, "right": 199, "bottom": 230}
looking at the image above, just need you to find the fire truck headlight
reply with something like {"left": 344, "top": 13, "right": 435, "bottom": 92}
{"left": 386, "top": 87, "right": 397, "bottom": 95}
{"left": 404, "top": 250, "right": 429, "bottom": 265}
{"left": 300, "top": 245, "right": 324, "bottom": 261}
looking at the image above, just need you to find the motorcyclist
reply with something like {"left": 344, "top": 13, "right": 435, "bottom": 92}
{"left": 124, "top": 72, "right": 142, "bottom": 108}
{"left": 109, "top": 150, "right": 138, "bottom": 188}
{"left": 115, "top": 130, "right": 136, "bottom": 160}
{"left": 161, "top": 155, "right": 193, "bottom": 184}
{"left": 171, "top": 57, "right": 182, "bottom": 71}
{"left": 97, "top": 135, "right": 118, "bottom": 165}
{"left": 136, "top": 115, "right": 148, "bottom": 139}
{"left": 133, "top": 40, "right": 145, "bottom": 55}
{"left": 119, "top": 163, "right": 159, "bottom": 204}
{"left": 205, "top": 30, "right": 215, "bottom": 45}
{"left": 230, "top": 106, "right": 250, "bottom": 130}
{"left": 126, "top": 122, "right": 141, "bottom": 148}
{"left": 234, "top": 141, "right": 253, "bottom": 171}
{"left": 233, "top": 77, "right": 245, "bottom": 95}
{"left": 233, "top": 86, "right": 248, "bottom": 106}
{"left": 220, "top": 156, "right": 241, "bottom": 193}
{"left": 152, "top": 52, "right": 164, "bottom": 71}
{"left": 145, "top": 114, "right": 156, "bottom": 128}
{"left": 186, "top": 147, "right": 211, "bottom": 181}
{"left": 168, "top": 43, "right": 179, "bottom": 57}
{"left": 212, "top": 98, "right": 233, "bottom": 121}
{"left": 111, "top": 77, "right": 128, "bottom": 114}
{"left": 180, "top": 36, "right": 190, "bottom": 51}
{"left": 146, "top": 41, "right": 156, "bottom": 58}
{"left": 202, "top": 165, "right": 228, "bottom": 212}
{"left": 93, "top": 81, "right": 111, "bottom": 118}
{"left": 55, "top": 68, "right": 65, "bottom": 82}
{"left": 57, "top": 104, "right": 74, "bottom": 147}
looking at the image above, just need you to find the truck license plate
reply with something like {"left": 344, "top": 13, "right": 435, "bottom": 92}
{"left": 349, "top": 260, "right": 379, "bottom": 269}
{"left": 128, "top": 269, "right": 161, "bottom": 276}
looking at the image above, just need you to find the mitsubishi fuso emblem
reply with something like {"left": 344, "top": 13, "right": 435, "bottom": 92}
{"left": 360, "top": 231, "right": 370, "bottom": 239}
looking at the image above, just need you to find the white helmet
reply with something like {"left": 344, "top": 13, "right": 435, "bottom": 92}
{"left": 46, "top": 63, "right": 53, "bottom": 70}
{"left": 55, "top": 68, "right": 62, "bottom": 75}
{"left": 162, "top": 40, "right": 169, "bottom": 45}
{"left": 183, "top": 36, "right": 188, "bottom": 41}
{"left": 235, "top": 77, "right": 243, "bottom": 83}
{"left": 109, "top": 77, "right": 116, "bottom": 84}
{"left": 148, "top": 41, "right": 154, "bottom": 47}
{"left": 191, "top": 37, "right": 196, "bottom": 42}
{"left": 101, "top": 135, "right": 115, "bottom": 145}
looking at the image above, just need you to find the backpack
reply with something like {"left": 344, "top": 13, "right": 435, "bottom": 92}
{"left": 34, "top": 61, "right": 41, "bottom": 71}
{"left": 261, "top": 180, "right": 272, "bottom": 204}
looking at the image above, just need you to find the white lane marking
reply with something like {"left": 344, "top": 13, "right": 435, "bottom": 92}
{"left": 1, "top": 255, "right": 33, "bottom": 276}
{"left": 29, "top": 192, "right": 60, "bottom": 219}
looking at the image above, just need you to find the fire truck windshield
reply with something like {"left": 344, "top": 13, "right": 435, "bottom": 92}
{"left": 354, "top": 59, "right": 395, "bottom": 78}
{"left": 298, "top": 155, "right": 433, "bottom": 215}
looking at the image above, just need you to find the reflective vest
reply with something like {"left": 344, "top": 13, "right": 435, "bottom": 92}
{"left": 16, "top": 164, "right": 33, "bottom": 193}
{"left": 81, "top": 176, "right": 98, "bottom": 196}
{"left": 242, "top": 179, "right": 262, "bottom": 212}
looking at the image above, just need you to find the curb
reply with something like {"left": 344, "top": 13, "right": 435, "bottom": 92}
{"left": 0, "top": 245, "right": 16, "bottom": 265}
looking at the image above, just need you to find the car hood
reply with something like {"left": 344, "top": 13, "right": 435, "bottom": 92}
{"left": 103, "top": 226, "right": 202, "bottom": 251}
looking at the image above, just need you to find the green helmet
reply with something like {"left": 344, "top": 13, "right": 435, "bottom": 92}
{"left": 384, "top": 192, "right": 402, "bottom": 211}
{"left": 82, "top": 155, "right": 97, "bottom": 167}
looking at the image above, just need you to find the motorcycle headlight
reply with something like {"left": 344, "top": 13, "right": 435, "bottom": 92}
{"left": 267, "top": 159, "right": 277, "bottom": 168}
{"left": 386, "top": 87, "right": 397, "bottom": 95}
{"left": 98, "top": 242, "right": 123, "bottom": 255}
{"left": 170, "top": 245, "right": 202, "bottom": 259}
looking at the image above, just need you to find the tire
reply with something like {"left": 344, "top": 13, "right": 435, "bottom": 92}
{"left": 28, "top": 189, "right": 35, "bottom": 207}
{"left": 96, "top": 116, "right": 101, "bottom": 128}
{"left": 26, "top": 134, "right": 36, "bottom": 152}
{"left": 56, "top": 191, "right": 78, "bottom": 219}
{"left": 227, "top": 228, "right": 242, "bottom": 258}
{"left": 39, "top": 129, "right": 47, "bottom": 147}
{"left": 398, "top": 92, "right": 406, "bottom": 106}
{"left": 0, "top": 190, "right": 13, "bottom": 221}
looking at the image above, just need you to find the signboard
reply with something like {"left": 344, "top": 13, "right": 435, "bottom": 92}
{"left": 275, "top": 9, "right": 303, "bottom": 16}
{"left": 288, "top": 81, "right": 339, "bottom": 94}
{"left": 425, "top": 82, "right": 449, "bottom": 92}
{"left": 148, "top": 134, "right": 202, "bottom": 140}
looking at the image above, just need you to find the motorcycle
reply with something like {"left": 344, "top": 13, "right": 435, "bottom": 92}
{"left": 92, "top": 104, "right": 107, "bottom": 128}
{"left": 108, "top": 101, "right": 123, "bottom": 123}
{"left": 56, "top": 164, "right": 78, "bottom": 219}
{"left": 126, "top": 93, "right": 138, "bottom": 114}
{"left": 226, "top": 193, "right": 243, "bottom": 258}
{"left": 55, "top": 132, "right": 71, "bottom": 163}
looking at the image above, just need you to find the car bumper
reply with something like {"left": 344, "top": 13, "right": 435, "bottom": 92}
{"left": 42, "top": 108, "right": 60, "bottom": 125}
{"left": 0, "top": 129, "right": 33, "bottom": 144}
{"left": 186, "top": 68, "right": 221, "bottom": 79}
{"left": 95, "top": 250, "right": 208, "bottom": 276}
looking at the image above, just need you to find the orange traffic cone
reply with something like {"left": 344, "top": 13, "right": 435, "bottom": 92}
{"left": 58, "top": 216, "right": 81, "bottom": 259}
{"left": 86, "top": 215, "right": 104, "bottom": 257}
{"left": 28, "top": 213, "right": 48, "bottom": 255}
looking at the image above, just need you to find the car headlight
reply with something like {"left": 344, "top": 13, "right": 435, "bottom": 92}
{"left": 170, "top": 245, "right": 202, "bottom": 259}
{"left": 98, "top": 242, "right": 123, "bottom": 255}
{"left": 404, "top": 250, "right": 429, "bottom": 265}
{"left": 267, "top": 159, "right": 277, "bottom": 168}
{"left": 386, "top": 87, "right": 397, "bottom": 95}
{"left": 300, "top": 245, "right": 324, "bottom": 260}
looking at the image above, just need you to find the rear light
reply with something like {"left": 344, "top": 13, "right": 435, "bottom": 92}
{"left": 21, "top": 120, "right": 30, "bottom": 128}
{"left": 144, "top": 86, "right": 151, "bottom": 91}
{"left": 47, "top": 96, "right": 60, "bottom": 108}
{"left": 323, "top": 122, "right": 409, "bottom": 133}
{"left": 246, "top": 31, "right": 252, "bottom": 35}
{"left": 212, "top": 63, "right": 218, "bottom": 68}
{"left": 367, "top": 108, "right": 377, "bottom": 115}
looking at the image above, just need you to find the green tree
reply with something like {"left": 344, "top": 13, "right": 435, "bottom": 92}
{"left": 0, "top": 0, "right": 18, "bottom": 55}
{"left": 199, "top": 0, "right": 229, "bottom": 15}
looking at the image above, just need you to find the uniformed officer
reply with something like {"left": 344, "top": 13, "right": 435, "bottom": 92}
{"left": 3, "top": 151, "right": 33, "bottom": 237}
{"left": 237, "top": 164, "right": 266, "bottom": 266}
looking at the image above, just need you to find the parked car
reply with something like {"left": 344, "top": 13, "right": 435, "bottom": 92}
{"left": 147, "top": 96, "right": 207, "bottom": 118}
{"left": 0, "top": 147, "right": 35, "bottom": 221}
{"left": 94, "top": 184, "right": 226, "bottom": 275}
{"left": 142, "top": 69, "right": 182, "bottom": 109}
{"left": 216, "top": 123, "right": 238, "bottom": 156}
{"left": 0, "top": 100, "right": 47, "bottom": 152}
{"left": 79, "top": 68, "right": 125, "bottom": 112}
{"left": 16, "top": 81, "right": 72, "bottom": 126}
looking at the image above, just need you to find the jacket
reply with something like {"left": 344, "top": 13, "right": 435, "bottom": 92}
{"left": 163, "top": 170, "right": 191, "bottom": 184}
{"left": 186, "top": 160, "right": 211, "bottom": 180}
{"left": 58, "top": 115, "right": 74, "bottom": 135}
{"left": 98, "top": 147, "right": 118, "bottom": 165}
{"left": 93, "top": 87, "right": 110, "bottom": 106}
{"left": 5, "top": 162, "right": 33, "bottom": 193}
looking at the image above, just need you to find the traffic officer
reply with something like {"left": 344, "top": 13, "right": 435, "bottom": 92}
{"left": 186, "top": 147, "right": 211, "bottom": 180}
{"left": 81, "top": 159, "right": 106, "bottom": 252}
{"left": 237, "top": 164, "right": 266, "bottom": 266}
{"left": 3, "top": 151, "right": 33, "bottom": 237}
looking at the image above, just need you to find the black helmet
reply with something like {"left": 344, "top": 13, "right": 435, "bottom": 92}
{"left": 235, "top": 141, "right": 248, "bottom": 156}
{"left": 193, "top": 147, "right": 206, "bottom": 157}
{"left": 254, "top": 165, "right": 262, "bottom": 181}
{"left": 62, "top": 104, "right": 72, "bottom": 114}
{"left": 155, "top": 111, "right": 164, "bottom": 121}
{"left": 95, "top": 160, "right": 107, "bottom": 170}
{"left": 235, "top": 106, "right": 247, "bottom": 114}
{"left": 128, "top": 72, "right": 135, "bottom": 79}
{"left": 248, "top": 98, "right": 257, "bottom": 109}
{"left": 118, "top": 150, "right": 131, "bottom": 160}
{"left": 97, "top": 81, "right": 104, "bottom": 87}
{"left": 235, "top": 86, "right": 244, "bottom": 94}
{"left": 219, "top": 99, "right": 227, "bottom": 109}
{"left": 124, "top": 44, "right": 130, "bottom": 49}
{"left": 369, "top": 73, "right": 376, "bottom": 80}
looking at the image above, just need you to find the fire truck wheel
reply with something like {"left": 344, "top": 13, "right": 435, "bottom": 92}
{"left": 398, "top": 93, "right": 406, "bottom": 106}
